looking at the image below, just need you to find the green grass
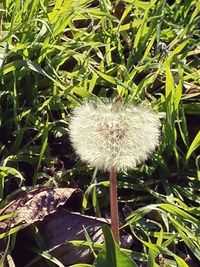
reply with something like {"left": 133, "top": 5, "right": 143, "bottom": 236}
{"left": 0, "top": 0, "right": 200, "bottom": 266}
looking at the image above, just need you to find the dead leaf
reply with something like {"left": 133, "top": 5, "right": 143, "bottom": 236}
{"left": 29, "top": 209, "right": 109, "bottom": 266}
{"left": 0, "top": 187, "right": 83, "bottom": 230}
{"left": 0, "top": 187, "right": 83, "bottom": 262}
{"left": 0, "top": 187, "right": 132, "bottom": 266}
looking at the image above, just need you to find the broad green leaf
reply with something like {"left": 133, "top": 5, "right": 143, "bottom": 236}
{"left": 94, "top": 225, "right": 137, "bottom": 267}
{"left": 167, "top": 39, "right": 188, "bottom": 61}
{"left": 132, "top": 230, "right": 189, "bottom": 267}
{"left": 95, "top": 70, "right": 117, "bottom": 85}
{"left": 0, "top": 213, "right": 15, "bottom": 222}
{"left": 71, "top": 265, "right": 92, "bottom": 267}
{"left": 186, "top": 131, "right": 200, "bottom": 160}
{"left": 0, "top": 224, "right": 29, "bottom": 239}
{"left": 170, "top": 217, "right": 200, "bottom": 261}
{"left": 30, "top": 249, "right": 65, "bottom": 267}
{"left": 0, "top": 167, "right": 24, "bottom": 200}
{"left": 33, "top": 120, "right": 50, "bottom": 185}
{"left": 69, "top": 240, "right": 147, "bottom": 262}
{"left": 164, "top": 61, "right": 174, "bottom": 98}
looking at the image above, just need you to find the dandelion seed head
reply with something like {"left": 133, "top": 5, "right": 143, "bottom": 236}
{"left": 69, "top": 100, "right": 160, "bottom": 172}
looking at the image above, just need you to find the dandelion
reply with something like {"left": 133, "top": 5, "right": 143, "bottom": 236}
{"left": 69, "top": 99, "right": 160, "bottom": 243}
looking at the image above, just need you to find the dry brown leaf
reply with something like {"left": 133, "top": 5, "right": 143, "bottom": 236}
{"left": 0, "top": 187, "right": 132, "bottom": 266}
{"left": 27, "top": 209, "right": 109, "bottom": 266}
{"left": 0, "top": 187, "right": 83, "bottom": 231}
{"left": 0, "top": 186, "right": 83, "bottom": 261}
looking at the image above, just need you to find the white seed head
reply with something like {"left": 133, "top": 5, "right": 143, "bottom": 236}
{"left": 69, "top": 100, "right": 160, "bottom": 172}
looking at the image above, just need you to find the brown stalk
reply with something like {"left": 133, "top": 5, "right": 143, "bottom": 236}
{"left": 109, "top": 167, "right": 120, "bottom": 243}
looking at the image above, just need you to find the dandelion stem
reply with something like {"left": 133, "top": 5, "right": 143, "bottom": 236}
{"left": 109, "top": 167, "right": 119, "bottom": 244}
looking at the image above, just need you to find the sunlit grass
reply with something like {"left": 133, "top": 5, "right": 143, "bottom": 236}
{"left": 0, "top": 0, "right": 200, "bottom": 266}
